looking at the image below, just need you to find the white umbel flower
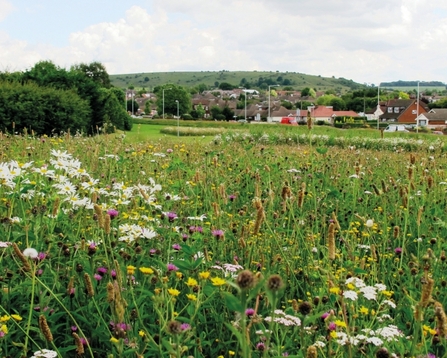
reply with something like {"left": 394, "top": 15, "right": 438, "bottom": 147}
{"left": 23, "top": 248, "right": 38, "bottom": 259}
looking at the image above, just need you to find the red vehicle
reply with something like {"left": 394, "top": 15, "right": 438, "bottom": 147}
{"left": 280, "top": 117, "right": 298, "bottom": 125}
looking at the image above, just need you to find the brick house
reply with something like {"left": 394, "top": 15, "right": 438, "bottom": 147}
{"left": 379, "top": 99, "right": 428, "bottom": 123}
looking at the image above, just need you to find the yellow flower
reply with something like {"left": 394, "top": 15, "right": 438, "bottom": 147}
{"left": 359, "top": 306, "right": 369, "bottom": 315}
{"left": 329, "top": 331, "right": 337, "bottom": 339}
{"left": 334, "top": 320, "right": 347, "bottom": 328}
{"left": 186, "top": 277, "right": 198, "bottom": 287}
{"left": 139, "top": 267, "right": 154, "bottom": 275}
{"left": 211, "top": 277, "right": 226, "bottom": 286}
{"left": 127, "top": 265, "right": 136, "bottom": 275}
{"left": 381, "top": 290, "right": 393, "bottom": 298}
{"left": 168, "top": 288, "right": 180, "bottom": 297}
{"left": 110, "top": 337, "right": 119, "bottom": 343}
{"left": 199, "top": 271, "right": 210, "bottom": 280}
{"left": 346, "top": 283, "right": 355, "bottom": 290}
{"left": 154, "top": 288, "right": 162, "bottom": 295}
{"left": 186, "top": 294, "right": 197, "bottom": 301}
{"left": 229, "top": 351, "right": 235, "bottom": 356}
{"left": 0, "top": 315, "right": 10, "bottom": 322}
{"left": 329, "top": 287, "right": 340, "bottom": 295}
{"left": 139, "top": 330, "right": 146, "bottom": 337}
{"left": 10, "top": 314, "right": 22, "bottom": 321}
{"left": 175, "top": 272, "right": 183, "bottom": 279}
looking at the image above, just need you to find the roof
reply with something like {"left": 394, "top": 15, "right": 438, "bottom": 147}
{"left": 425, "top": 108, "right": 447, "bottom": 121}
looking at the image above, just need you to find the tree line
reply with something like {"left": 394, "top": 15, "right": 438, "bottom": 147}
{"left": 0, "top": 61, "right": 132, "bottom": 136}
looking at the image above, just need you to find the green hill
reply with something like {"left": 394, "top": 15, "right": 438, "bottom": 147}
{"left": 109, "top": 70, "right": 365, "bottom": 93}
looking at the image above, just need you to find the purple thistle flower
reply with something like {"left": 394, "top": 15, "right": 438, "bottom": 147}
{"left": 228, "top": 194, "right": 237, "bottom": 202}
{"left": 107, "top": 209, "right": 119, "bottom": 219}
{"left": 328, "top": 322, "right": 336, "bottom": 331}
{"left": 212, "top": 229, "right": 224, "bottom": 239}
{"left": 256, "top": 342, "right": 266, "bottom": 351}
{"left": 394, "top": 247, "right": 403, "bottom": 255}
{"left": 93, "top": 274, "right": 102, "bottom": 281}
{"left": 111, "top": 270, "right": 117, "bottom": 279}
{"left": 172, "top": 243, "right": 181, "bottom": 251}
{"left": 245, "top": 308, "right": 255, "bottom": 316}
{"left": 97, "top": 267, "right": 108, "bottom": 276}
{"left": 167, "top": 263, "right": 179, "bottom": 272}
{"left": 167, "top": 212, "right": 177, "bottom": 222}
{"left": 71, "top": 326, "right": 78, "bottom": 332}
{"left": 180, "top": 323, "right": 191, "bottom": 331}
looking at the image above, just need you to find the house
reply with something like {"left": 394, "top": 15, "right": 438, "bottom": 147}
{"left": 415, "top": 108, "right": 447, "bottom": 128}
{"left": 308, "top": 106, "right": 359, "bottom": 124}
{"left": 379, "top": 99, "right": 428, "bottom": 123}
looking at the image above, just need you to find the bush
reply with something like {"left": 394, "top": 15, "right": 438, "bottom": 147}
{"left": 182, "top": 113, "right": 194, "bottom": 120}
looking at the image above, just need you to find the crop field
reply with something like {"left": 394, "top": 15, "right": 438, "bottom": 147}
{"left": 1, "top": 126, "right": 447, "bottom": 357}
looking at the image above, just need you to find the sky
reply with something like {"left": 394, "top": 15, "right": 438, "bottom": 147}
{"left": 0, "top": 0, "right": 446, "bottom": 85}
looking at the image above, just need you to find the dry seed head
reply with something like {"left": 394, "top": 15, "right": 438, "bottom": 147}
{"left": 298, "top": 301, "right": 312, "bottom": 316}
{"left": 39, "top": 315, "right": 53, "bottom": 342}
{"left": 12, "top": 243, "right": 31, "bottom": 272}
{"left": 107, "top": 282, "right": 115, "bottom": 302}
{"left": 266, "top": 274, "right": 284, "bottom": 292}
{"left": 84, "top": 273, "right": 95, "bottom": 297}
{"left": 328, "top": 222, "right": 336, "bottom": 261}
{"left": 381, "top": 179, "right": 388, "bottom": 193}
{"left": 427, "top": 175, "right": 434, "bottom": 189}
{"left": 306, "top": 345, "right": 318, "bottom": 358}
{"left": 331, "top": 212, "right": 341, "bottom": 231}
{"left": 420, "top": 277, "right": 434, "bottom": 307}
{"left": 52, "top": 197, "right": 60, "bottom": 217}
{"left": 434, "top": 301, "right": 447, "bottom": 338}
{"left": 104, "top": 214, "right": 111, "bottom": 234}
{"left": 73, "top": 332, "right": 85, "bottom": 354}
{"left": 67, "top": 276, "right": 74, "bottom": 296}
{"left": 167, "top": 320, "right": 183, "bottom": 335}
{"left": 417, "top": 206, "right": 423, "bottom": 227}
{"left": 408, "top": 166, "right": 413, "bottom": 180}
{"left": 236, "top": 270, "right": 256, "bottom": 290}
{"left": 94, "top": 204, "right": 104, "bottom": 229}
{"left": 372, "top": 184, "right": 381, "bottom": 196}
{"left": 393, "top": 226, "right": 400, "bottom": 239}
{"left": 91, "top": 192, "right": 98, "bottom": 204}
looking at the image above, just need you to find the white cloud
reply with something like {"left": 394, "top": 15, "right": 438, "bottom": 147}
{"left": 0, "top": 0, "right": 446, "bottom": 83}
{"left": 0, "top": 0, "right": 13, "bottom": 21}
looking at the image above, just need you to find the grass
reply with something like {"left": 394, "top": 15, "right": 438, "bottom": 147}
{"left": 1, "top": 127, "right": 447, "bottom": 357}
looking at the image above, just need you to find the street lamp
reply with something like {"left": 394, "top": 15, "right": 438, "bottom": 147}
{"left": 175, "top": 100, "right": 179, "bottom": 137}
{"left": 239, "top": 87, "right": 247, "bottom": 121}
{"left": 162, "top": 87, "right": 172, "bottom": 119}
{"left": 268, "top": 84, "right": 280, "bottom": 122}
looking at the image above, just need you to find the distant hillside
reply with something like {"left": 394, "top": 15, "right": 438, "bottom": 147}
{"left": 109, "top": 70, "right": 364, "bottom": 93}
{"left": 380, "top": 80, "right": 446, "bottom": 88}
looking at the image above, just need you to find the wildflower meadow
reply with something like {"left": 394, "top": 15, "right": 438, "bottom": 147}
{"left": 1, "top": 127, "right": 447, "bottom": 358}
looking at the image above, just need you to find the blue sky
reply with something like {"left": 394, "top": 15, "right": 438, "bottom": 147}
{"left": 0, "top": 0, "right": 446, "bottom": 85}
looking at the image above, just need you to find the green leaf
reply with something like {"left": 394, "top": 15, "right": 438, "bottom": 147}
{"left": 222, "top": 292, "right": 243, "bottom": 312}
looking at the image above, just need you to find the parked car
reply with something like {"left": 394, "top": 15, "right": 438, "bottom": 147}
{"left": 383, "top": 124, "right": 409, "bottom": 132}
{"left": 280, "top": 117, "right": 298, "bottom": 125}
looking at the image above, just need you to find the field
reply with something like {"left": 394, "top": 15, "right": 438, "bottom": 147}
{"left": 1, "top": 124, "right": 447, "bottom": 358}
{"left": 109, "top": 71, "right": 363, "bottom": 93}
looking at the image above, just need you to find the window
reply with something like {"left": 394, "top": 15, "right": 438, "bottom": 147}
{"left": 412, "top": 110, "right": 417, "bottom": 114}
{"left": 387, "top": 107, "right": 393, "bottom": 113}
{"left": 394, "top": 107, "right": 400, "bottom": 113}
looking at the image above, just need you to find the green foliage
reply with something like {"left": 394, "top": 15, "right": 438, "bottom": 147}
{"left": 0, "top": 80, "right": 90, "bottom": 134}
{"left": 154, "top": 84, "right": 191, "bottom": 118}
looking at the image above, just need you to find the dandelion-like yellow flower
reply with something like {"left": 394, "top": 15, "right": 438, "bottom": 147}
{"left": 10, "top": 314, "right": 22, "bottom": 321}
{"left": 0, "top": 315, "right": 10, "bottom": 322}
{"left": 211, "top": 277, "right": 226, "bottom": 286}
{"left": 139, "top": 330, "right": 146, "bottom": 337}
{"left": 139, "top": 267, "right": 154, "bottom": 275}
{"left": 168, "top": 288, "right": 180, "bottom": 297}
{"left": 127, "top": 265, "right": 136, "bottom": 275}
{"left": 110, "top": 337, "right": 119, "bottom": 343}
{"left": 359, "top": 306, "right": 369, "bottom": 315}
{"left": 199, "top": 271, "right": 210, "bottom": 280}
{"left": 329, "top": 331, "right": 337, "bottom": 339}
{"left": 175, "top": 272, "right": 183, "bottom": 279}
{"left": 1, "top": 324, "right": 8, "bottom": 334}
{"left": 229, "top": 351, "right": 235, "bottom": 356}
{"left": 186, "top": 277, "right": 198, "bottom": 287}
{"left": 186, "top": 294, "right": 197, "bottom": 301}
{"left": 381, "top": 290, "right": 393, "bottom": 298}
{"left": 334, "top": 320, "right": 347, "bottom": 328}
{"left": 329, "top": 287, "right": 340, "bottom": 295}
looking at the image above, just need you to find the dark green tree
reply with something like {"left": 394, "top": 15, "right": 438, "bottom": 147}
{"left": 155, "top": 84, "right": 191, "bottom": 118}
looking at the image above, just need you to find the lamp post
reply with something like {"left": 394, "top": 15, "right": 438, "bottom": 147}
{"left": 268, "top": 84, "right": 280, "bottom": 122}
{"left": 175, "top": 100, "right": 179, "bottom": 137}
{"left": 162, "top": 88, "right": 171, "bottom": 119}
